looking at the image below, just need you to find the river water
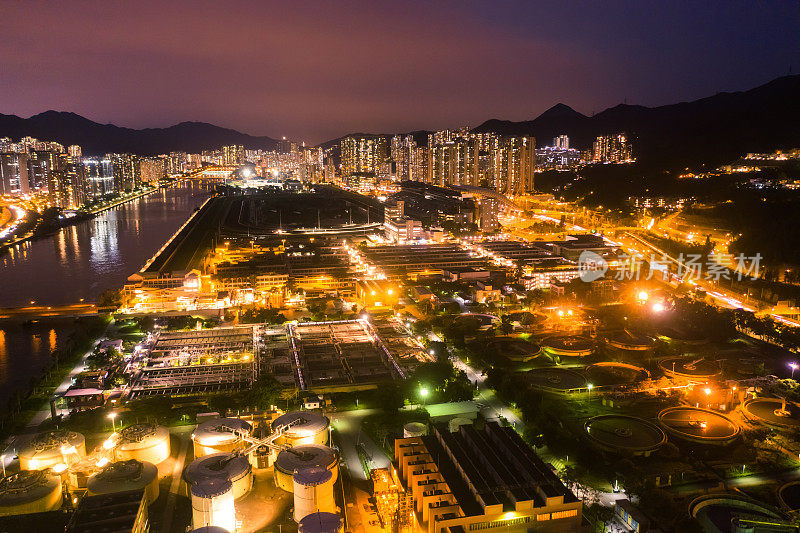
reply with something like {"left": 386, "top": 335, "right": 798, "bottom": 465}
{"left": 0, "top": 182, "right": 211, "bottom": 405}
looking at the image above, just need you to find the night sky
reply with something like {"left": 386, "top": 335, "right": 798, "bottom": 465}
{"left": 1, "top": 1, "right": 798, "bottom": 144}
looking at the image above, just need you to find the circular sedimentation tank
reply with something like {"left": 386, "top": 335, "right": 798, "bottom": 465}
{"left": 483, "top": 337, "right": 542, "bottom": 362}
{"left": 191, "top": 477, "right": 235, "bottom": 532}
{"left": 274, "top": 444, "right": 339, "bottom": 493}
{"left": 299, "top": 512, "right": 344, "bottom": 533}
{"left": 659, "top": 356, "right": 722, "bottom": 383}
{"left": 455, "top": 313, "right": 499, "bottom": 327}
{"left": 584, "top": 415, "right": 666, "bottom": 456}
{"left": 779, "top": 481, "right": 800, "bottom": 511}
{"left": 742, "top": 398, "right": 800, "bottom": 430}
{"left": 403, "top": 422, "right": 427, "bottom": 438}
{"left": 184, "top": 452, "right": 253, "bottom": 500}
{"left": 541, "top": 335, "right": 594, "bottom": 357}
{"left": 0, "top": 470, "right": 62, "bottom": 517}
{"left": 272, "top": 411, "right": 330, "bottom": 447}
{"left": 116, "top": 423, "right": 171, "bottom": 464}
{"left": 658, "top": 407, "right": 740, "bottom": 445}
{"left": 718, "top": 354, "right": 764, "bottom": 378}
{"left": 585, "top": 362, "right": 649, "bottom": 386}
{"left": 19, "top": 429, "right": 86, "bottom": 471}
{"left": 690, "top": 494, "right": 786, "bottom": 532}
{"left": 87, "top": 459, "right": 160, "bottom": 504}
{"left": 605, "top": 330, "right": 655, "bottom": 351}
{"left": 293, "top": 467, "right": 337, "bottom": 522}
{"left": 526, "top": 368, "right": 587, "bottom": 391}
{"left": 193, "top": 418, "right": 253, "bottom": 458}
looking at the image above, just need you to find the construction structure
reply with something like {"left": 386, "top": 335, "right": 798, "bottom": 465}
{"left": 288, "top": 319, "right": 405, "bottom": 392}
{"left": 371, "top": 467, "right": 414, "bottom": 533}
{"left": 395, "top": 422, "right": 582, "bottom": 533}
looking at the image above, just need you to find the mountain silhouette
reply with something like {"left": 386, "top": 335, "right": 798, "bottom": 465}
{"left": 0, "top": 111, "right": 277, "bottom": 156}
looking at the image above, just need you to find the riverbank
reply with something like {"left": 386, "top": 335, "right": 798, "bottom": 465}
{"left": 0, "top": 182, "right": 168, "bottom": 253}
{"left": 0, "top": 315, "right": 111, "bottom": 456}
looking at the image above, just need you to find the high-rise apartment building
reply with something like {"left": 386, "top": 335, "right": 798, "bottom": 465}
{"left": 495, "top": 136, "right": 535, "bottom": 195}
{"left": 139, "top": 157, "right": 166, "bottom": 183}
{"left": 427, "top": 138, "right": 479, "bottom": 187}
{"left": 111, "top": 153, "right": 141, "bottom": 191}
{"left": 0, "top": 153, "right": 30, "bottom": 195}
{"left": 68, "top": 145, "right": 82, "bottom": 159}
{"left": 592, "top": 133, "right": 633, "bottom": 163}
{"left": 554, "top": 135, "right": 569, "bottom": 150}
{"left": 28, "top": 150, "right": 59, "bottom": 191}
{"left": 340, "top": 136, "right": 388, "bottom": 177}
{"left": 222, "top": 145, "right": 244, "bottom": 166}
{"left": 52, "top": 162, "right": 86, "bottom": 208}
{"left": 82, "top": 158, "right": 115, "bottom": 199}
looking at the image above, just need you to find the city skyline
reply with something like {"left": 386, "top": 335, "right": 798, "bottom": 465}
{"left": 1, "top": 1, "right": 798, "bottom": 144}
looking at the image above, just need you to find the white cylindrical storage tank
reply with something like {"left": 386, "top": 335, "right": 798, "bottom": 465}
{"left": 403, "top": 422, "right": 427, "bottom": 438}
{"left": 448, "top": 418, "right": 472, "bottom": 433}
{"left": 299, "top": 512, "right": 344, "bottom": 533}
{"left": 191, "top": 477, "right": 235, "bottom": 532}
{"left": 87, "top": 459, "right": 160, "bottom": 504}
{"left": 293, "top": 468, "right": 336, "bottom": 522}
{"left": 272, "top": 411, "right": 330, "bottom": 447}
{"left": 184, "top": 453, "right": 253, "bottom": 500}
{"left": 19, "top": 429, "right": 86, "bottom": 471}
{"left": 192, "top": 418, "right": 253, "bottom": 458}
{"left": 116, "top": 423, "right": 171, "bottom": 464}
{"left": 0, "top": 471, "right": 62, "bottom": 517}
{"left": 274, "top": 445, "right": 339, "bottom": 493}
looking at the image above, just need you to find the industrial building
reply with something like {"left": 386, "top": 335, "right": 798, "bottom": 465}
{"left": 359, "top": 244, "right": 486, "bottom": 279}
{"left": 67, "top": 489, "right": 149, "bottom": 533}
{"left": 395, "top": 422, "right": 582, "bottom": 533}
{"left": 288, "top": 320, "right": 405, "bottom": 392}
{"left": 129, "top": 326, "right": 259, "bottom": 398}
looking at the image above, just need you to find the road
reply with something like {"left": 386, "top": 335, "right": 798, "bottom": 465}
{"left": 622, "top": 231, "right": 800, "bottom": 327}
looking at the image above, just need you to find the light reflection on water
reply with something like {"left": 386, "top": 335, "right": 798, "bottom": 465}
{"left": 0, "top": 182, "right": 213, "bottom": 404}
{"left": 0, "top": 183, "right": 211, "bottom": 308}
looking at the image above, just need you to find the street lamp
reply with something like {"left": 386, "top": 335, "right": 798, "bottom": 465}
{"left": 587, "top": 383, "right": 593, "bottom": 398}
{"left": 108, "top": 412, "right": 118, "bottom": 433}
{"left": 420, "top": 387, "right": 429, "bottom": 408}
{"left": 0, "top": 455, "right": 5, "bottom": 478}
{"left": 789, "top": 362, "right": 799, "bottom": 379}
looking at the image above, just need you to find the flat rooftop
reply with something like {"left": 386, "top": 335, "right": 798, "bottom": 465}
{"left": 422, "top": 422, "right": 578, "bottom": 516}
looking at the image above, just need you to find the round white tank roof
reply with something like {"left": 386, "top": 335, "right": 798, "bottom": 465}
{"left": 191, "top": 476, "right": 232, "bottom": 498}
{"left": 184, "top": 453, "right": 251, "bottom": 485}
{"left": 119, "top": 423, "right": 170, "bottom": 450}
{"left": 293, "top": 467, "right": 333, "bottom": 486}
{"left": 275, "top": 445, "right": 338, "bottom": 475}
{"left": 272, "top": 411, "right": 329, "bottom": 437}
{"left": 23, "top": 429, "right": 84, "bottom": 454}
{"left": 0, "top": 471, "right": 60, "bottom": 507}
{"left": 87, "top": 460, "right": 158, "bottom": 494}
{"left": 193, "top": 418, "right": 252, "bottom": 445}
{"left": 299, "top": 512, "right": 343, "bottom": 533}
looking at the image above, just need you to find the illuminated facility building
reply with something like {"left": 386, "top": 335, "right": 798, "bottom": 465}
{"left": 359, "top": 244, "right": 486, "bottom": 280}
{"left": 395, "top": 422, "right": 581, "bottom": 533}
